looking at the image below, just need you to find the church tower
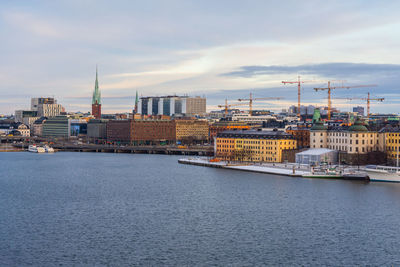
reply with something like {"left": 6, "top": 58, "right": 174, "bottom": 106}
{"left": 92, "top": 66, "right": 101, "bottom": 119}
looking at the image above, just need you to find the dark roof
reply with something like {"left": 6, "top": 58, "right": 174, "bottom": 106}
{"left": 217, "top": 130, "right": 295, "bottom": 140}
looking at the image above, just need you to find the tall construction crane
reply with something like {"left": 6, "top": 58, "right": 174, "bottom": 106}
{"left": 218, "top": 99, "right": 248, "bottom": 117}
{"left": 337, "top": 92, "right": 384, "bottom": 120}
{"left": 282, "top": 76, "right": 315, "bottom": 119}
{"left": 237, "top": 93, "right": 283, "bottom": 115}
{"left": 314, "top": 82, "right": 377, "bottom": 120}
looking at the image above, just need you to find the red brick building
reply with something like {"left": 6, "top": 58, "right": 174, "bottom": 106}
{"left": 106, "top": 120, "right": 131, "bottom": 143}
{"left": 285, "top": 124, "right": 311, "bottom": 148}
{"left": 131, "top": 119, "right": 175, "bottom": 144}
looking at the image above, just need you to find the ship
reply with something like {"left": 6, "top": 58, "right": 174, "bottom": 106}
{"left": 365, "top": 165, "right": 400, "bottom": 183}
{"left": 44, "top": 145, "right": 55, "bottom": 153}
{"left": 28, "top": 145, "right": 45, "bottom": 153}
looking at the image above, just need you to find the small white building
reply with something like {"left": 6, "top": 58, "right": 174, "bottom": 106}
{"left": 296, "top": 148, "right": 338, "bottom": 165}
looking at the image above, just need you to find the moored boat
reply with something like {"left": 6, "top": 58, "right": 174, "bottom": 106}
{"left": 365, "top": 165, "right": 400, "bottom": 183}
{"left": 44, "top": 145, "right": 55, "bottom": 153}
{"left": 28, "top": 145, "right": 45, "bottom": 153}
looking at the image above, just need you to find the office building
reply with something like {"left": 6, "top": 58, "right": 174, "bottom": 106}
{"left": 42, "top": 115, "right": 71, "bottom": 138}
{"left": 138, "top": 96, "right": 206, "bottom": 116}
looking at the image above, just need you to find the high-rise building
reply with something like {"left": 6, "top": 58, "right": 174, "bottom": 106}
{"left": 31, "top": 97, "right": 56, "bottom": 111}
{"left": 138, "top": 96, "right": 206, "bottom": 116}
{"left": 92, "top": 67, "right": 101, "bottom": 119}
{"left": 37, "top": 103, "right": 64, "bottom": 117}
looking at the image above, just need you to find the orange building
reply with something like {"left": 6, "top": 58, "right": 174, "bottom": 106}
{"left": 285, "top": 124, "right": 311, "bottom": 148}
{"left": 209, "top": 121, "right": 251, "bottom": 143}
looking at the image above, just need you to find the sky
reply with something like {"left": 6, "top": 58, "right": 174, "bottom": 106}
{"left": 1, "top": 0, "right": 400, "bottom": 114}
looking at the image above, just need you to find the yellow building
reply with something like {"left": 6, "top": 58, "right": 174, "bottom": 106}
{"left": 384, "top": 130, "right": 400, "bottom": 163}
{"left": 215, "top": 130, "right": 297, "bottom": 162}
{"left": 174, "top": 119, "right": 209, "bottom": 142}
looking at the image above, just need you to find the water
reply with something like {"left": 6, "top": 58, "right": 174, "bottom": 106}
{"left": 1, "top": 152, "right": 400, "bottom": 266}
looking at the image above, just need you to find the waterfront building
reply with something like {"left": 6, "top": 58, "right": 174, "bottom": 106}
{"left": 209, "top": 121, "right": 251, "bottom": 142}
{"left": 215, "top": 129, "right": 297, "bottom": 162}
{"left": 92, "top": 67, "right": 102, "bottom": 119}
{"left": 310, "top": 118, "right": 380, "bottom": 153}
{"left": 131, "top": 119, "right": 175, "bottom": 145}
{"left": 87, "top": 119, "right": 108, "bottom": 143}
{"left": 310, "top": 111, "right": 385, "bottom": 164}
{"left": 106, "top": 120, "right": 131, "bottom": 144}
{"left": 138, "top": 96, "right": 206, "bottom": 116}
{"left": 42, "top": 115, "right": 71, "bottom": 138}
{"left": 295, "top": 148, "right": 338, "bottom": 165}
{"left": 174, "top": 119, "right": 209, "bottom": 143}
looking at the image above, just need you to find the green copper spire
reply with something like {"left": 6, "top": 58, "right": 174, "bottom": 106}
{"left": 92, "top": 66, "right": 101, "bottom": 105}
{"left": 134, "top": 90, "right": 139, "bottom": 113}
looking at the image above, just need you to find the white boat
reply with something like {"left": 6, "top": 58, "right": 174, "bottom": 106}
{"left": 365, "top": 165, "right": 400, "bottom": 183}
{"left": 28, "top": 145, "right": 45, "bottom": 153}
{"left": 44, "top": 145, "right": 55, "bottom": 153}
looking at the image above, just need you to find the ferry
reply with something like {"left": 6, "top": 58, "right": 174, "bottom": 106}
{"left": 44, "top": 145, "right": 55, "bottom": 153}
{"left": 28, "top": 145, "right": 45, "bottom": 153}
{"left": 365, "top": 165, "right": 400, "bottom": 183}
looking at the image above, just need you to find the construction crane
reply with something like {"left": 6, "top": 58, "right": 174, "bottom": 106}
{"left": 282, "top": 76, "right": 316, "bottom": 119}
{"left": 237, "top": 93, "right": 283, "bottom": 115}
{"left": 337, "top": 92, "right": 384, "bottom": 120}
{"left": 314, "top": 82, "right": 377, "bottom": 120}
{"left": 218, "top": 99, "right": 248, "bottom": 117}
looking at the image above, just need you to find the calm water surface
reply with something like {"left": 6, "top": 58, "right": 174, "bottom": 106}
{"left": 1, "top": 152, "right": 400, "bottom": 266}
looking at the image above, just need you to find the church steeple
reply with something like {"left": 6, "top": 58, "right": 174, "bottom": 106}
{"left": 134, "top": 90, "right": 139, "bottom": 114}
{"left": 92, "top": 66, "right": 101, "bottom": 105}
{"left": 91, "top": 66, "right": 102, "bottom": 119}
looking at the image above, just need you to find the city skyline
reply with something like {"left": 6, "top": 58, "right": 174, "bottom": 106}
{"left": 1, "top": 1, "right": 400, "bottom": 114}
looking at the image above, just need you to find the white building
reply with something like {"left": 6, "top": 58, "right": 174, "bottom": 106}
{"left": 310, "top": 118, "right": 382, "bottom": 154}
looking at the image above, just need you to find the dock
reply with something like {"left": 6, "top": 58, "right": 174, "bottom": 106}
{"left": 178, "top": 157, "right": 307, "bottom": 177}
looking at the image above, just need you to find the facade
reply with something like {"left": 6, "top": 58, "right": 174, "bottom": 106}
{"left": 131, "top": 119, "right": 175, "bottom": 144}
{"left": 37, "top": 103, "right": 64, "bottom": 117}
{"left": 42, "top": 116, "right": 70, "bottom": 138}
{"left": 106, "top": 120, "right": 131, "bottom": 143}
{"left": 382, "top": 129, "right": 400, "bottom": 164}
{"left": 209, "top": 121, "right": 251, "bottom": 142}
{"left": 286, "top": 125, "right": 311, "bottom": 148}
{"left": 23, "top": 116, "right": 40, "bottom": 130}
{"left": 310, "top": 119, "right": 380, "bottom": 154}
{"left": 215, "top": 130, "right": 297, "bottom": 162}
{"left": 174, "top": 119, "right": 209, "bottom": 142}
{"left": 13, "top": 123, "right": 30, "bottom": 137}
{"left": 92, "top": 67, "right": 101, "bottom": 119}
{"left": 138, "top": 96, "right": 206, "bottom": 116}
{"left": 87, "top": 119, "right": 108, "bottom": 142}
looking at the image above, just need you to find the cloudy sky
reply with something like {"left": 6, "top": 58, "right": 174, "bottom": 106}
{"left": 1, "top": 0, "right": 400, "bottom": 114}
